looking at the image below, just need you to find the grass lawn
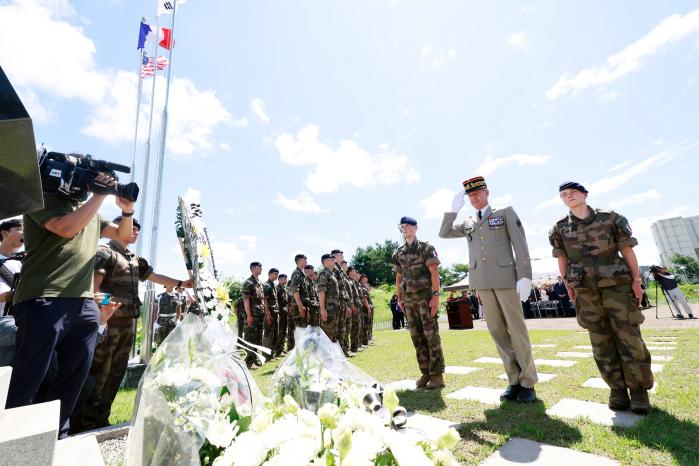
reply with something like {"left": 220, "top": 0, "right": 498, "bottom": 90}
{"left": 111, "top": 326, "right": 699, "bottom": 465}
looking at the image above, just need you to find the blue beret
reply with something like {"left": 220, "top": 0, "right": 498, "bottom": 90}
{"left": 558, "top": 181, "right": 588, "bottom": 193}
{"left": 400, "top": 216, "right": 418, "bottom": 226}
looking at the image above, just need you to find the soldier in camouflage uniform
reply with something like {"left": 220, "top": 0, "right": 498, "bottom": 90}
{"left": 550, "top": 181, "right": 653, "bottom": 414}
{"left": 360, "top": 275, "right": 375, "bottom": 344}
{"left": 235, "top": 297, "right": 245, "bottom": 338}
{"left": 73, "top": 217, "right": 190, "bottom": 432}
{"left": 289, "top": 254, "right": 310, "bottom": 350}
{"left": 275, "top": 274, "right": 290, "bottom": 356}
{"left": 318, "top": 254, "right": 341, "bottom": 342}
{"left": 359, "top": 274, "right": 372, "bottom": 346}
{"left": 304, "top": 264, "right": 321, "bottom": 326}
{"left": 393, "top": 216, "right": 445, "bottom": 389}
{"left": 331, "top": 250, "right": 353, "bottom": 357}
{"left": 262, "top": 268, "right": 280, "bottom": 355}
{"left": 340, "top": 261, "right": 357, "bottom": 353}
{"left": 347, "top": 267, "right": 367, "bottom": 352}
{"left": 242, "top": 261, "right": 266, "bottom": 368}
{"left": 154, "top": 286, "right": 180, "bottom": 346}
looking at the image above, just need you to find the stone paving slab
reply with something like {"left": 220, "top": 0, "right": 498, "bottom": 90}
{"left": 499, "top": 373, "right": 558, "bottom": 383}
{"left": 651, "top": 363, "right": 664, "bottom": 373}
{"left": 574, "top": 345, "right": 593, "bottom": 350}
{"left": 556, "top": 351, "right": 593, "bottom": 358}
{"left": 647, "top": 335, "right": 677, "bottom": 339}
{"left": 447, "top": 386, "right": 503, "bottom": 405}
{"left": 532, "top": 344, "right": 557, "bottom": 348}
{"left": 445, "top": 366, "right": 482, "bottom": 375}
{"left": 534, "top": 359, "right": 577, "bottom": 368}
{"left": 385, "top": 379, "right": 418, "bottom": 391}
{"left": 651, "top": 355, "right": 673, "bottom": 361}
{"left": 582, "top": 377, "right": 657, "bottom": 393}
{"left": 474, "top": 357, "right": 505, "bottom": 364}
{"left": 479, "top": 437, "right": 620, "bottom": 465}
{"left": 546, "top": 398, "right": 644, "bottom": 427}
{"left": 646, "top": 346, "right": 675, "bottom": 351}
{"left": 401, "top": 412, "right": 459, "bottom": 440}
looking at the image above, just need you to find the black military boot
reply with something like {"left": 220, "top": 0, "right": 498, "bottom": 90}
{"left": 630, "top": 389, "right": 651, "bottom": 415}
{"left": 500, "top": 384, "right": 521, "bottom": 401}
{"left": 516, "top": 386, "right": 537, "bottom": 403}
{"left": 608, "top": 388, "right": 630, "bottom": 410}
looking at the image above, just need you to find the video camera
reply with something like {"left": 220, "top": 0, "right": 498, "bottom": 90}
{"left": 38, "top": 148, "right": 139, "bottom": 202}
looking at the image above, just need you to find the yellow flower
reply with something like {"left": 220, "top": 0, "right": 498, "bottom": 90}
{"left": 437, "top": 428, "right": 460, "bottom": 450}
{"left": 383, "top": 388, "right": 399, "bottom": 414}
{"left": 216, "top": 285, "right": 230, "bottom": 305}
{"left": 199, "top": 244, "right": 211, "bottom": 258}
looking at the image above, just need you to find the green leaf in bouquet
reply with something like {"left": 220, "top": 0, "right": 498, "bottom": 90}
{"left": 237, "top": 415, "right": 252, "bottom": 433}
{"left": 219, "top": 385, "right": 229, "bottom": 397}
{"left": 374, "top": 450, "right": 398, "bottom": 466}
{"left": 188, "top": 337, "right": 196, "bottom": 364}
{"left": 227, "top": 404, "right": 240, "bottom": 424}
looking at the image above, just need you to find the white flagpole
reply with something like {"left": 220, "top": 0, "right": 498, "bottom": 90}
{"left": 135, "top": 14, "right": 161, "bottom": 259}
{"left": 141, "top": 0, "right": 177, "bottom": 362}
{"left": 129, "top": 18, "right": 148, "bottom": 184}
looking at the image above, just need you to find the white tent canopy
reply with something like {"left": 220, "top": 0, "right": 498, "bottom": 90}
{"left": 444, "top": 275, "right": 469, "bottom": 291}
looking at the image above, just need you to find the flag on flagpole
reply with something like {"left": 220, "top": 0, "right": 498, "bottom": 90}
{"left": 158, "top": 1, "right": 175, "bottom": 16}
{"left": 159, "top": 28, "right": 173, "bottom": 50}
{"left": 140, "top": 56, "right": 169, "bottom": 78}
{"left": 137, "top": 20, "right": 151, "bottom": 49}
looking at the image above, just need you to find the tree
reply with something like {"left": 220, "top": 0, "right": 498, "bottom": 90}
{"left": 670, "top": 254, "right": 699, "bottom": 283}
{"left": 439, "top": 263, "right": 469, "bottom": 286}
{"left": 222, "top": 276, "right": 244, "bottom": 304}
{"left": 351, "top": 239, "right": 401, "bottom": 285}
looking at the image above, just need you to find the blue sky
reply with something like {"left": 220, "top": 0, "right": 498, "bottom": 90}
{"left": 2, "top": 0, "right": 698, "bottom": 280}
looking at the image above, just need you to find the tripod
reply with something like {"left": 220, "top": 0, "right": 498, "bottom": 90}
{"left": 654, "top": 280, "right": 677, "bottom": 319}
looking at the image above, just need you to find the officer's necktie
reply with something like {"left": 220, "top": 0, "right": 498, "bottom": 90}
{"left": 478, "top": 210, "right": 482, "bottom": 220}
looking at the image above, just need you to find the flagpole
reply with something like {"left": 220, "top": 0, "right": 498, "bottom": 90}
{"left": 130, "top": 18, "right": 147, "bottom": 184}
{"left": 142, "top": 0, "right": 177, "bottom": 363}
{"left": 135, "top": 14, "right": 161, "bottom": 259}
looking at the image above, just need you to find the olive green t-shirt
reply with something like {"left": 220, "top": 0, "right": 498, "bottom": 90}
{"left": 13, "top": 194, "right": 109, "bottom": 304}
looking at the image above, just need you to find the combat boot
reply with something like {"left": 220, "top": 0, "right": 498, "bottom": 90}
{"left": 630, "top": 389, "right": 651, "bottom": 415}
{"left": 416, "top": 373, "right": 430, "bottom": 389}
{"left": 426, "top": 373, "right": 445, "bottom": 390}
{"left": 608, "top": 388, "right": 630, "bottom": 410}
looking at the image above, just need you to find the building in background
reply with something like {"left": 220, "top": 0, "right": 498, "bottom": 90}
{"left": 651, "top": 215, "right": 699, "bottom": 267}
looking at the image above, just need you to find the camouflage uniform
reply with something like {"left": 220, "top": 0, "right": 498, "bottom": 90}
{"left": 549, "top": 207, "right": 653, "bottom": 390}
{"left": 359, "top": 283, "right": 371, "bottom": 345}
{"left": 288, "top": 267, "right": 309, "bottom": 349}
{"left": 154, "top": 291, "right": 179, "bottom": 346}
{"left": 307, "top": 277, "right": 321, "bottom": 327}
{"left": 318, "top": 268, "right": 341, "bottom": 341}
{"left": 262, "top": 278, "right": 279, "bottom": 353}
{"left": 393, "top": 240, "right": 445, "bottom": 376}
{"left": 333, "top": 264, "right": 352, "bottom": 354}
{"left": 242, "top": 275, "right": 265, "bottom": 365}
{"left": 73, "top": 240, "right": 152, "bottom": 432}
{"left": 349, "top": 279, "right": 364, "bottom": 352}
{"left": 275, "top": 283, "right": 290, "bottom": 355}
{"left": 235, "top": 298, "right": 245, "bottom": 338}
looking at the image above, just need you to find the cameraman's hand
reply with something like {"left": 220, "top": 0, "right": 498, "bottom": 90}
{"left": 115, "top": 196, "right": 135, "bottom": 214}
{"left": 89, "top": 173, "right": 117, "bottom": 197}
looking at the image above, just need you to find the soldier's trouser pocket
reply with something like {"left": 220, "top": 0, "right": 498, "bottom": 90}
{"left": 573, "top": 288, "right": 595, "bottom": 330}
{"left": 625, "top": 292, "right": 645, "bottom": 326}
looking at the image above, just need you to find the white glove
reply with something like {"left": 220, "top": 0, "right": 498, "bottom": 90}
{"left": 516, "top": 278, "right": 532, "bottom": 302}
{"left": 451, "top": 191, "right": 465, "bottom": 213}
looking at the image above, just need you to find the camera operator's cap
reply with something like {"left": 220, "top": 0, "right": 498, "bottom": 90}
{"left": 399, "top": 216, "right": 417, "bottom": 226}
{"left": 113, "top": 216, "right": 141, "bottom": 230}
{"left": 331, "top": 249, "right": 343, "bottom": 255}
{"left": 463, "top": 176, "right": 487, "bottom": 193}
{"left": 269, "top": 267, "right": 279, "bottom": 274}
{"left": 250, "top": 261, "right": 262, "bottom": 267}
{"left": 559, "top": 181, "right": 588, "bottom": 193}
{"left": 304, "top": 264, "right": 314, "bottom": 270}
{"left": 321, "top": 253, "right": 335, "bottom": 262}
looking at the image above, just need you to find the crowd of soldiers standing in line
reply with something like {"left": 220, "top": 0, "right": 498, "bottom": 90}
{"left": 235, "top": 249, "right": 376, "bottom": 368}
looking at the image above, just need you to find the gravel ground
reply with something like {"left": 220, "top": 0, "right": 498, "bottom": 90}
{"left": 99, "top": 436, "right": 127, "bottom": 466}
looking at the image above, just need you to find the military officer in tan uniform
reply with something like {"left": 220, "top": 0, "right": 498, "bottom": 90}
{"left": 439, "top": 176, "right": 538, "bottom": 403}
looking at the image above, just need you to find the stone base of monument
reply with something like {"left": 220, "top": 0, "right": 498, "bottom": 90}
{"left": 120, "top": 362, "right": 147, "bottom": 389}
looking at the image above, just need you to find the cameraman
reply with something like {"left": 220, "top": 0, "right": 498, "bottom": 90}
{"left": 6, "top": 173, "right": 134, "bottom": 438}
{"left": 652, "top": 266, "right": 695, "bottom": 319}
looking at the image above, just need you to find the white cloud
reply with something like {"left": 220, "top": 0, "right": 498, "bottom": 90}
{"left": 210, "top": 241, "right": 247, "bottom": 267}
{"left": 275, "top": 191, "right": 327, "bottom": 214}
{"left": 419, "top": 45, "right": 457, "bottom": 69}
{"left": 0, "top": 0, "right": 232, "bottom": 156}
{"left": 476, "top": 153, "right": 551, "bottom": 176}
{"left": 547, "top": 9, "right": 699, "bottom": 100}
{"left": 236, "top": 235, "right": 258, "bottom": 250}
{"left": 274, "top": 124, "right": 420, "bottom": 194}
{"left": 250, "top": 97, "right": 270, "bottom": 125}
{"left": 507, "top": 32, "right": 529, "bottom": 51}
{"left": 536, "top": 141, "right": 697, "bottom": 210}
{"left": 608, "top": 189, "right": 661, "bottom": 209}
{"left": 419, "top": 188, "right": 454, "bottom": 219}
{"left": 491, "top": 194, "right": 513, "bottom": 206}
{"left": 232, "top": 117, "right": 249, "bottom": 128}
